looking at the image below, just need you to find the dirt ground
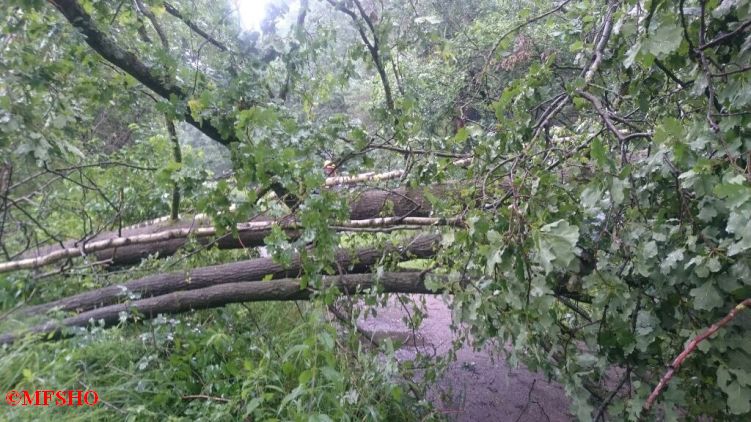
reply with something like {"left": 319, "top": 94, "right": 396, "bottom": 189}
{"left": 352, "top": 294, "right": 573, "bottom": 422}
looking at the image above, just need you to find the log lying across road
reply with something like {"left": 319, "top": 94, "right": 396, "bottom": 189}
{"left": 20, "top": 234, "right": 441, "bottom": 316}
{"left": 7, "top": 186, "right": 443, "bottom": 272}
{"left": 2, "top": 215, "right": 459, "bottom": 274}
{"left": 0, "top": 272, "right": 443, "bottom": 346}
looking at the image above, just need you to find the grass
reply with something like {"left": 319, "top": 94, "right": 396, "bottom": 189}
{"left": 0, "top": 298, "right": 439, "bottom": 421}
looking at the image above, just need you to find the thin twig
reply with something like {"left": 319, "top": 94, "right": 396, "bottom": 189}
{"left": 642, "top": 298, "right": 751, "bottom": 415}
{"left": 699, "top": 18, "right": 751, "bottom": 50}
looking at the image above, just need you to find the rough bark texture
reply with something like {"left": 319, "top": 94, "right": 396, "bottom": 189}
{"left": 21, "top": 234, "right": 440, "bottom": 316}
{"left": 20, "top": 187, "right": 438, "bottom": 267}
{"left": 347, "top": 186, "right": 434, "bottom": 219}
{"left": 0, "top": 272, "right": 441, "bottom": 345}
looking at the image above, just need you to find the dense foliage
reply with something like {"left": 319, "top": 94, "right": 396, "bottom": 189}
{"left": 2, "top": 0, "right": 751, "bottom": 420}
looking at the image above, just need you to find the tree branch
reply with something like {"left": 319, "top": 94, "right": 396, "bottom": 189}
{"left": 576, "top": 90, "right": 651, "bottom": 143}
{"left": 642, "top": 298, "right": 751, "bottom": 415}
{"left": 165, "top": 118, "right": 182, "bottom": 221}
{"left": 326, "top": 0, "right": 394, "bottom": 110}
{"left": 163, "top": 1, "right": 228, "bottom": 52}
{"left": 48, "top": 0, "right": 236, "bottom": 145}
{"left": 699, "top": 18, "right": 751, "bottom": 50}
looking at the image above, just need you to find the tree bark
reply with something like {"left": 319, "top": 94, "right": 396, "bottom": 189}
{"left": 16, "top": 186, "right": 440, "bottom": 269}
{"left": 0, "top": 272, "right": 443, "bottom": 346}
{"left": 20, "top": 234, "right": 440, "bottom": 316}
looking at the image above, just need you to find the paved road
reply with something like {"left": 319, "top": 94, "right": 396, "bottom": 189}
{"left": 354, "top": 295, "right": 573, "bottom": 422}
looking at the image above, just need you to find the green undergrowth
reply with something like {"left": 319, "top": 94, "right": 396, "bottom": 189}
{"left": 0, "top": 301, "right": 436, "bottom": 421}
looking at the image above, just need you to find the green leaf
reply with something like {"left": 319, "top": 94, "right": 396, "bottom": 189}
{"left": 454, "top": 127, "right": 469, "bottom": 142}
{"left": 641, "top": 241, "right": 658, "bottom": 259}
{"left": 569, "top": 40, "right": 584, "bottom": 52}
{"left": 707, "top": 257, "right": 722, "bottom": 273}
{"left": 690, "top": 282, "right": 724, "bottom": 311}
{"left": 635, "top": 310, "right": 657, "bottom": 336}
{"left": 390, "top": 385, "right": 404, "bottom": 402}
{"left": 623, "top": 41, "right": 641, "bottom": 68}
{"left": 580, "top": 185, "right": 603, "bottom": 215}
{"left": 718, "top": 366, "right": 732, "bottom": 389}
{"left": 660, "top": 248, "right": 685, "bottom": 275}
{"left": 298, "top": 369, "right": 313, "bottom": 384}
{"left": 653, "top": 117, "right": 684, "bottom": 144}
{"left": 726, "top": 380, "right": 751, "bottom": 414}
{"left": 320, "top": 366, "right": 342, "bottom": 383}
{"left": 643, "top": 21, "right": 683, "bottom": 58}
{"left": 715, "top": 182, "right": 751, "bottom": 209}
{"left": 590, "top": 138, "right": 608, "bottom": 166}
{"left": 726, "top": 210, "right": 751, "bottom": 255}
{"left": 534, "top": 220, "right": 580, "bottom": 274}
{"left": 245, "top": 397, "right": 263, "bottom": 416}
{"left": 610, "top": 177, "right": 627, "bottom": 205}
{"left": 714, "top": 0, "right": 740, "bottom": 18}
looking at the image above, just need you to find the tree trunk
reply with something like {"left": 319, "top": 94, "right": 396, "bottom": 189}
{"left": 20, "top": 234, "right": 440, "bottom": 316}
{"left": 18, "top": 186, "right": 439, "bottom": 268}
{"left": 0, "top": 272, "right": 442, "bottom": 346}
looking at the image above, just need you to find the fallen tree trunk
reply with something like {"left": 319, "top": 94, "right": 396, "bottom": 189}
{"left": 119, "top": 161, "right": 471, "bottom": 231}
{"left": 323, "top": 158, "right": 471, "bottom": 187}
{"left": 20, "top": 234, "right": 441, "bottom": 316}
{"left": 10, "top": 186, "right": 442, "bottom": 271}
{"left": 0, "top": 272, "right": 443, "bottom": 346}
{"left": 3, "top": 215, "right": 458, "bottom": 274}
